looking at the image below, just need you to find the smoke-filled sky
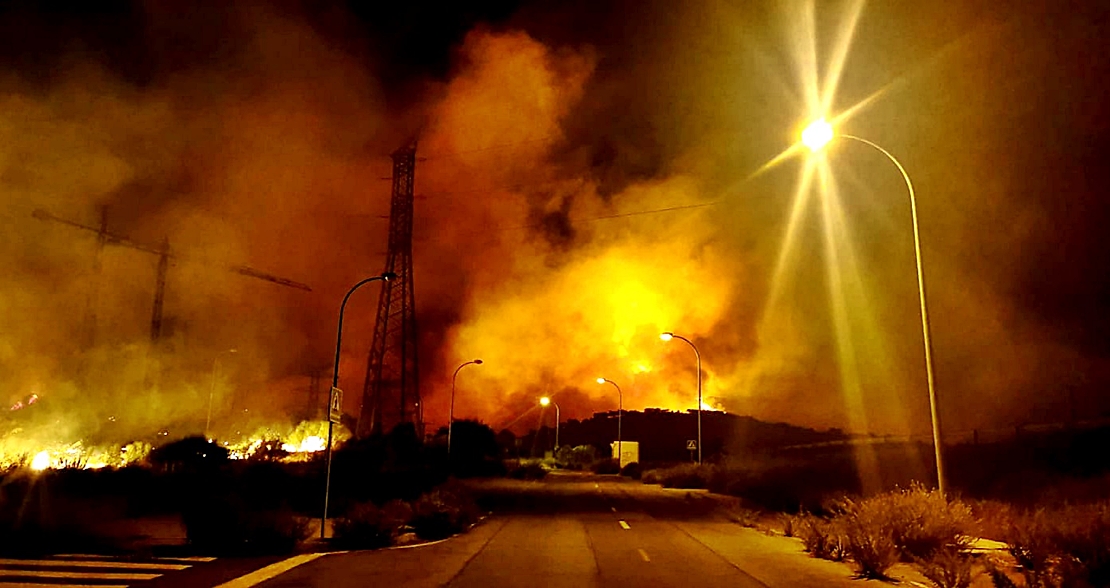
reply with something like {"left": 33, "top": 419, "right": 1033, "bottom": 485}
{"left": 1, "top": 0, "right": 1109, "bottom": 443}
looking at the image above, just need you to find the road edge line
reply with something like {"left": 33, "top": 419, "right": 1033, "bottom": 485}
{"left": 212, "top": 552, "right": 328, "bottom": 588}
{"left": 440, "top": 518, "right": 509, "bottom": 586}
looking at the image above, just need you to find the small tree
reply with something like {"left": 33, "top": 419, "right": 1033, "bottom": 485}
{"left": 449, "top": 420, "right": 502, "bottom": 477}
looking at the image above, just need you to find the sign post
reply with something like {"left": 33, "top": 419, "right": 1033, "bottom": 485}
{"left": 687, "top": 439, "right": 697, "bottom": 461}
{"left": 322, "top": 387, "right": 342, "bottom": 539}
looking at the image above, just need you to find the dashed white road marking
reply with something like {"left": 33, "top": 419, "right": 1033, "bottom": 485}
{"left": 619, "top": 520, "right": 631, "bottom": 530}
{"left": 213, "top": 552, "right": 328, "bottom": 588}
{"left": 638, "top": 548, "right": 651, "bottom": 562}
{"left": 611, "top": 507, "right": 617, "bottom": 513}
{"left": 0, "top": 570, "right": 161, "bottom": 581}
{"left": 0, "top": 559, "right": 187, "bottom": 571}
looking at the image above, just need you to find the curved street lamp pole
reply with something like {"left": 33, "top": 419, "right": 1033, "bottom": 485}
{"left": 539, "top": 397, "right": 560, "bottom": 451}
{"left": 597, "top": 378, "right": 623, "bottom": 467}
{"left": 321, "top": 272, "right": 394, "bottom": 539}
{"left": 802, "top": 120, "right": 945, "bottom": 494}
{"left": 661, "top": 332, "right": 702, "bottom": 464}
{"left": 449, "top": 359, "right": 483, "bottom": 454}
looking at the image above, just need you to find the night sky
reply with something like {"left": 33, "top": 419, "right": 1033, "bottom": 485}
{"left": 1, "top": 0, "right": 1109, "bottom": 444}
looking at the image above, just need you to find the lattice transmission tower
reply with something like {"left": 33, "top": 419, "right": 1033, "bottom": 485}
{"left": 358, "top": 141, "right": 421, "bottom": 437}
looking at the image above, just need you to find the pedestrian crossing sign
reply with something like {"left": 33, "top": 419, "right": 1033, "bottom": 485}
{"left": 686, "top": 439, "right": 697, "bottom": 451}
{"left": 329, "top": 387, "right": 343, "bottom": 424}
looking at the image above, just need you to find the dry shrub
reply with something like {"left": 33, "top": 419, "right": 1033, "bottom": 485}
{"left": 333, "top": 501, "right": 396, "bottom": 548}
{"left": 781, "top": 513, "right": 795, "bottom": 537}
{"left": 987, "top": 503, "right": 1110, "bottom": 588}
{"left": 645, "top": 463, "right": 714, "bottom": 489}
{"left": 410, "top": 485, "right": 480, "bottom": 540}
{"left": 333, "top": 499, "right": 416, "bottom": 549}
{"left": 793, "top": 513, "right": 848, "bottom": 561}
{"left": 915, "top": 546, "right": 975, "bottom": 588}
{"left": 886, "top": 483, "right": 975, "bottom": 560}
{"left": 835, "top": 485, "right": 975, "bottom": 579}
{"left": 507, "top": 461, "right": 547, "bottom": 480}
{"left": 837, "top": 496, "right": 901, "bottom": 579}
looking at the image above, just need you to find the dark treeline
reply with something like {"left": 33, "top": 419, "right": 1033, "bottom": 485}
{"left": 501, "top": 409, "right": 850, "bottom": 462}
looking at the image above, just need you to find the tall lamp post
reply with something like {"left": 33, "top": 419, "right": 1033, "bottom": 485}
{"left": 596, "top": 378, "right": 623, "bottom": 467}
{"left": 539, "top": 396, "right": 560, "bottom": 451}
{"left": 321, "top": 272, "right": 395, "bottom": 539}
{"left": 449, "top": 359, "right": 483, "bottom": 454}
{"left": 660, "top": 332, "right": 702, "bottom": 464}
{"left": 801, "top": 118, "right": 945, "bottom": 495}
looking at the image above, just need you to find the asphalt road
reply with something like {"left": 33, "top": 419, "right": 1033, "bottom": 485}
{"left": 251, "top": 473, "right": 881, "bottom": 588}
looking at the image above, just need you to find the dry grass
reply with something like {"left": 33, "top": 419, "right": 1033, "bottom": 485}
{"left": 791, "top": 484, "right": 976, "bottom": 580}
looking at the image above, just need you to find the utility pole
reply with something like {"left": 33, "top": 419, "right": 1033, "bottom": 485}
{"left": 306, "top": 367, "right": 326, "bottom": 421}
{"left": 32, "top": 209, "right": 312, "bottom": 344}
{"left": 358, "top": 141, "right": 421, "bottom": 437}
{"left": 80, "top": 206, "right": 110, "bottom": 348}
{"left": 150, "top": 238, "right": 170, "bottom": 342}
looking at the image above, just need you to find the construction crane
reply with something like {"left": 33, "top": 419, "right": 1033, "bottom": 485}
{"left": 32, "top": 208, "right": 312, "bottom": 342}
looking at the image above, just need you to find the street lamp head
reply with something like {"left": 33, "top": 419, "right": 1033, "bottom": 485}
{"left": 381, "top": 272, "right": 398, "bottom": 281}
{"left": 659, "top": 332, "right": 673, "bottom": 341}
{"left": 802, "top": 118, "right": 834, "bottom": 152}
{"left": 539, "top": 396, "right": 551, "bottom": 407}
{"left": 596, "top": 377, "right": 606, "bottom": 385}
{"left": 473, "top": 359, "right": 483, "bottom": 365}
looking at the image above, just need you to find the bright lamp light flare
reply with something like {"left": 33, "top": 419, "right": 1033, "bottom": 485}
{"left": 539, "top": 397, "right": 551, "bottom": 406}
{"left": 802, "top": 119, "right": 834, "bottom": 152}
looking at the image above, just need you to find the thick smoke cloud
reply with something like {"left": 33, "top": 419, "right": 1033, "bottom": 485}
{"left": 2, "top": 0, "right": 1109, "bottom": 450}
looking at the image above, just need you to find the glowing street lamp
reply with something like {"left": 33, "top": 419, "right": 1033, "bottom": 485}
{"left": 449, "top": 359, "right": 483, "bottom": 454}
{"left": 539, "top": 396, "right": 560, "bottom": 451}
{"left": 596, "top": 378, "right": 623, "bottom": 468}
{"left": 321, "top": 272, "right": 395, "bottom": 539}
{"left": 660, "top": 332, "right": 702, "bottom": 464}
{"left": 800, "top": 118, "right": 946, "bottom": 494}
{"left": 801, "top": 118, "right": 834, "bottom": 152}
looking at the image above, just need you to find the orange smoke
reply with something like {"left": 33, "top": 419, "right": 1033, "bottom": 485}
{"left": 412, "top": 31, "right": 738, "bottom": 429}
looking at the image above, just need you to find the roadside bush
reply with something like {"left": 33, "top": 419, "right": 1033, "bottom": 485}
{"left": 333, "top": 499, "right": 413, "bottom": 549}
{"left": 818, "top": 486, "right": 975, "bottom": 580}
{"left": 793, "top": 513, "right": 847, "bottom": 561}
{"left": 150, "top": 436, "right": 228, "bottom": 472}
{"left": 183, "top": 494, "right": 309, "bottom": 554}
{"left": 507, "top": 461, "right": 547, "bottom": 480}
{"left": 410, "top": 485, "right": 480, "bottom": 540}
{"left": 591, "top": 458, "right": 620, "bottom": 475}
{"left": 620, "top": 462, "right": 642, "bottom": 479}
{"left": 703, "top": 456, "right": 863, "bottom": 512}
{"left": 885, "top": 483, "right": 975, "bottom": 560}
{"left": 915, "top": 546, "right": 975, "bottom": 588}
{"left": 642, "top": 469, "right": 661, "bottom": 484}
{"left": 985, "top": 503, "right": 1110, "bottom": 588}
{"left": 0, "top": 475, "right": 115, "bottom": 555}
{"left": 556, "top": 445, "right": 597, "bottom": 470}
{"left": 644, "top": 463, "right": 714, "bottom": 489}
{"left": 837, "top": 496, "right": 900, "bottom": 579}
